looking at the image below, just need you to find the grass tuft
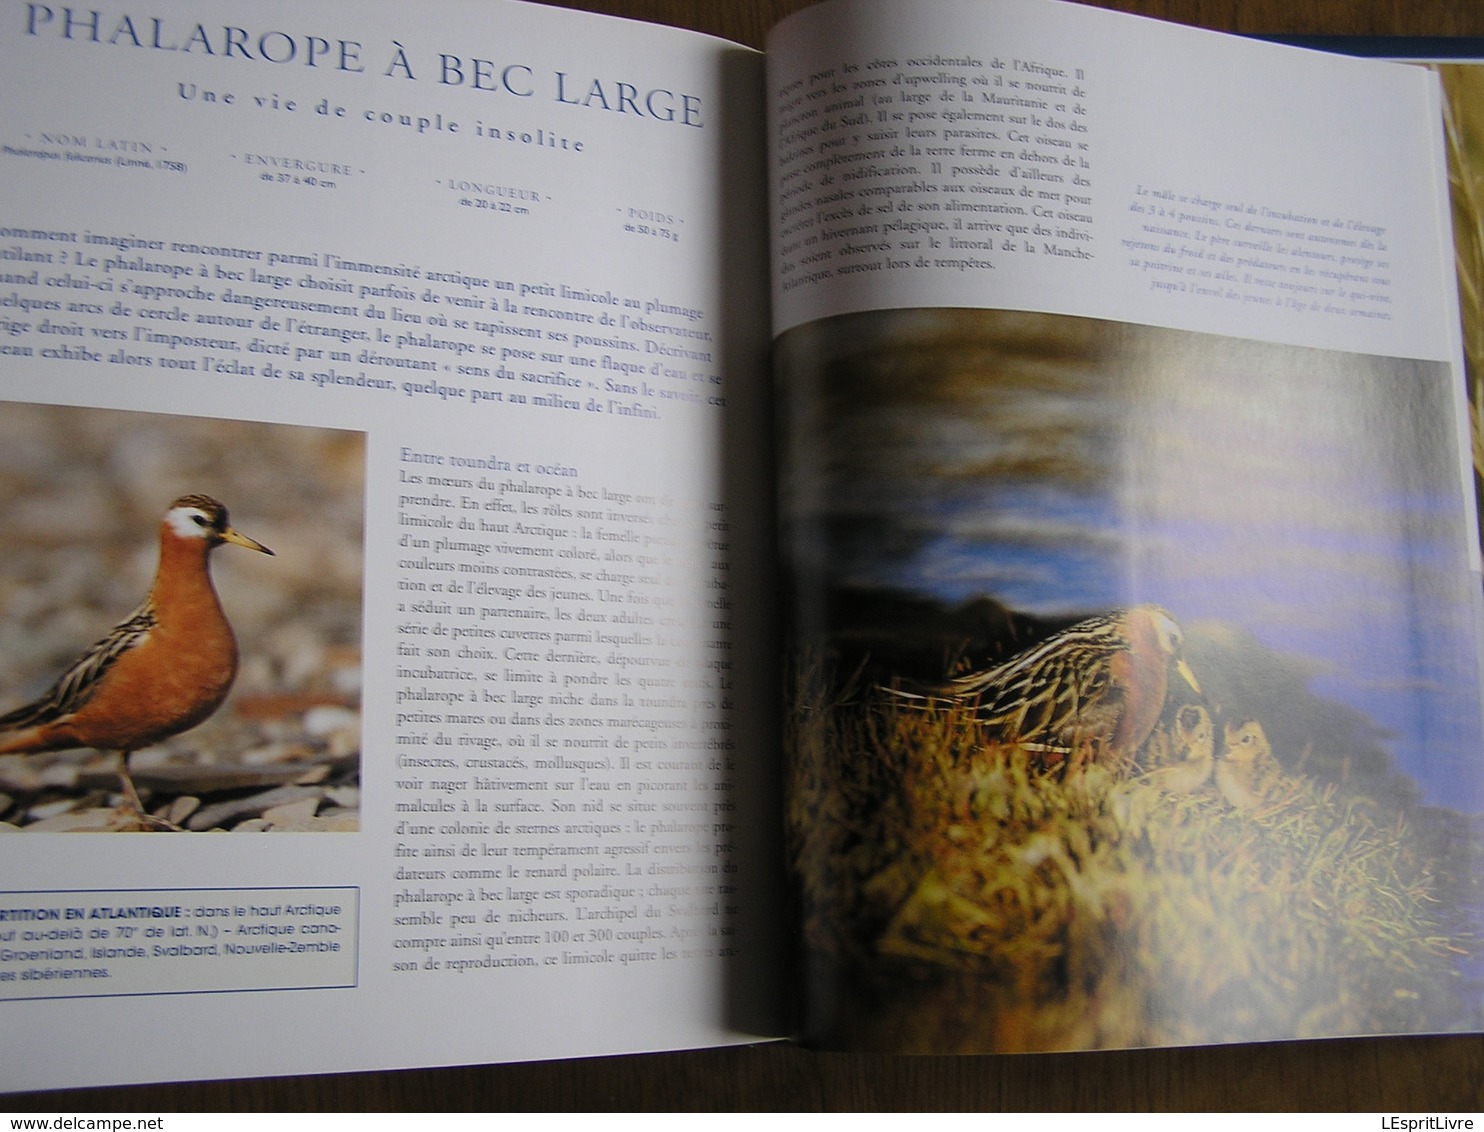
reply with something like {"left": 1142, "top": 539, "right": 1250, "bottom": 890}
{"left": 786, "top": 655, "right": 1478, "bottom": 1052}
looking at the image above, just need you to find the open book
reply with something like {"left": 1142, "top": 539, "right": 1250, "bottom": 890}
{"left": 1, "top": 0, "right": 1480, "bottom": 1090}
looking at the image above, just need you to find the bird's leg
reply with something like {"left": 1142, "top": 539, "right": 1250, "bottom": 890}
{"left": 115, "top": 751, "right": 181, "bottom": 832}
{"left": 115, "top": 750, "right": 145, "bottom": 813}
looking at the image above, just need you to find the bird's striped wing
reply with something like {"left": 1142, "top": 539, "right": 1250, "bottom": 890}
{"left": 954, "top": 640, "right": 1120, "bottom": 748}
{"left": 887, "top": 613, "right": 1128, "bottom": 751}
{"left": 0, "top": 598, "right": 156, "bottom": 729}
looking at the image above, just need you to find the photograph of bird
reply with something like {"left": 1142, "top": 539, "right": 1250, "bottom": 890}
{"left": 905, "top": 604, "right": 1202, "bottom": 768}
{"left": 1214, "top": 718, "right": 1286, "bottom": 812}
{"left": 1138, "top": 702, "right": 1216, "bottom": 793}
{"left": 0, "top": 493, "right": 272, "bottom": 829}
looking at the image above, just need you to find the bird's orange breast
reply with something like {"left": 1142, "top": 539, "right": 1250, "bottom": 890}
{"left": 64, "top": 617, "right": 239, "bottom": 752}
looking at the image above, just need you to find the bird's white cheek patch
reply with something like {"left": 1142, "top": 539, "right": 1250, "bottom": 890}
{"left": 165, "top": 508, "right": 211, "bottom": 540}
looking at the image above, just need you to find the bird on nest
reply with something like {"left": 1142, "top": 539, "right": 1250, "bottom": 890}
{"left": 1138, "top": 702, "right": 1216, "bottom": 793}
{"left": 0, "top": 494, "right": 273, "bottom": 830}
{"left": 896, "top": 603, "right": 1202, "bottom": 771}
{"left": 1213, "top": 717, "right": 1289, "bottom": 812}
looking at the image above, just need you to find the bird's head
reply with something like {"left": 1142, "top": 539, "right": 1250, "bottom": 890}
{"left": 1135, "top": 604, "right": 1201, "bottom": 695}
{"left": 1173, "top": 703, "right": 1213, "bottom": 755}
{"left": 1220, "top": 719, "right": 1271, "bottom": 768}
{"left": 164, "top": 494, "right": 274, "bottom": 556}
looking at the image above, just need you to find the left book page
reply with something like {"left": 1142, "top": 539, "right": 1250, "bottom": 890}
{"left": 0, "top": 0, "right": 781, "bottom": 1092}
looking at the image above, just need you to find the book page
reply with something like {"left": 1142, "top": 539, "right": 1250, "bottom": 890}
{"left": 767, "top": 0, "right": 1459, "bottom": 362}
{"left": 768, "top": 0, "right": 1484, "bottom": 1053}
{"left": 0, "top": 0, "right": 780, "bottom": 1091}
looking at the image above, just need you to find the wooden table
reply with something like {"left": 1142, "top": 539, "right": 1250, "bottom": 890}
{"left": 11, "top": 0, "right": 1484, "bottom": 1112}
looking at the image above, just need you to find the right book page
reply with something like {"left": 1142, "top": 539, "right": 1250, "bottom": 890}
{"left": 768, "top": 0, "right": 1484, "bottom": 1052}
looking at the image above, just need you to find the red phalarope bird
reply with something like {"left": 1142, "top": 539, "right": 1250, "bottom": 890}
{"left": 0, "top": 494, "right": 272, "bottom": 829}
{"left": 898, "top": 604, "right": 1202, "bottom": 771}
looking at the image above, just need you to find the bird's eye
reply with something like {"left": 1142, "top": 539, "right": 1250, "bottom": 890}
{"left": 191, "top": 514, "right": 209, "bottom": 527}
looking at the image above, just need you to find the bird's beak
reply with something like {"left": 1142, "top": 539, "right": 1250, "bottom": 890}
{"left": 1176, "top": 658, "right": 1201, "bottom": 695}
{"left": 221, "top": 526, "right": 274, "bottom": 556}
